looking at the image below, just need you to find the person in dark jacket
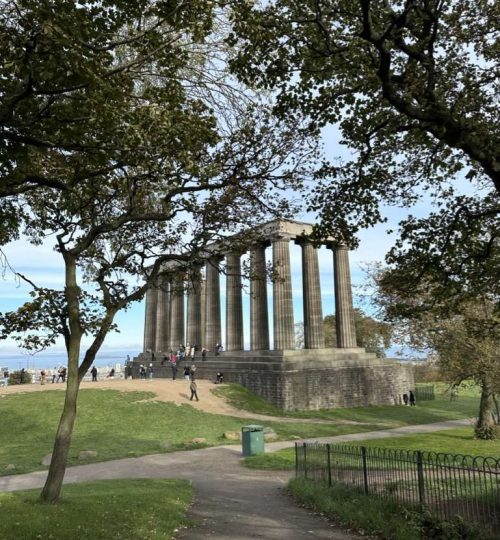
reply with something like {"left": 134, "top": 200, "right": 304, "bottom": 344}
{"left": 409, "top": 390, "right": 416, "bottom": 406}
{"left": 189, "top": 380, "right": 199, "bottom": 401}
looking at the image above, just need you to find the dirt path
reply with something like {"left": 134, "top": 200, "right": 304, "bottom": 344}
{"left": 0, "top": 379, "right": 365, "bottom": 425}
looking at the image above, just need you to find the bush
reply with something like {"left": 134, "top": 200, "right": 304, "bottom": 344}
{"left": 8, "top": 370, "right": 32, "bottom": 385}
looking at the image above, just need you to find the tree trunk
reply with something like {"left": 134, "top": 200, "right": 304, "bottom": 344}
{"left": 40, "top": 254, "right": 82, "bottom": 502}
{"left": 40, "top": 371, "right": 80, "bottom": 502}
{"left": 476, "top": 376, "right": 496, "bottom": 438}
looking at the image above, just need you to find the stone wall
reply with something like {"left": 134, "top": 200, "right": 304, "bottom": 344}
{"left": 133, "top": 348, "right": 414, "bottom": 411}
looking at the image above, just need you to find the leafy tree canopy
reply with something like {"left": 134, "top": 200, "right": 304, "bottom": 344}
{"left": 324, "top": 308, "right": 392, "bottom": 357}
{"left": 227, "top": 0, "right": 499, "bottom": 305}
{"left": 0, "top": 0, "right": 320, "bottom": 502}
{"left": 373, "top": 263, "right": 500, "bottom": 438}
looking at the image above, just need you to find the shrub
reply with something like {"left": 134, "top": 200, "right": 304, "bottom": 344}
{"left": 8, "top": 370, "right": 32, "bottom": 385}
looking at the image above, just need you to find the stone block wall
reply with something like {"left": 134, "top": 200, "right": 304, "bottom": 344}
{"left": 133, "top": 349, "right": 414, "bottom": 411}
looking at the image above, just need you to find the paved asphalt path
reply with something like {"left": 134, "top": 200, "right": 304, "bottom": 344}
{"left": 0, "top": 419, "right": 472, "bottom": 539}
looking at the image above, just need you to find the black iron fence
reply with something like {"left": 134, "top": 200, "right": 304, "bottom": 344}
{"left": 295, "top": 442, "right": 500, "bottom": 534}
{"left": 415, "top": 384, "right": 435, "bottom": 401}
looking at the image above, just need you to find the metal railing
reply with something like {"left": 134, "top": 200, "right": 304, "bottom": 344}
{"left": 415, "top": 384, "right": 435, "bottom": 401}
{"left": 295, "top": 442, "right": 500, "bottom": 534}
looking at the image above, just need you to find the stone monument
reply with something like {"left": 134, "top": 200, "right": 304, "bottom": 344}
{"left": 135, "top": 219, "right": 413, "bottom": 410}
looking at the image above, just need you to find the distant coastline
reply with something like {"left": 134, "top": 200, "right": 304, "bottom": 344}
{"left": 0, "top": 347, "right": 141, "bottom": 370}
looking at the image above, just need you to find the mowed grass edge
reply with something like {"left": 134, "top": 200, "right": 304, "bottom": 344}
{"left": 0, "top": 479, "right": 192, "bottom": 540}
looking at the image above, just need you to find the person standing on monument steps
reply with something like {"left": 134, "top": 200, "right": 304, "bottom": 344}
{"left": 190, "top": 380, "right": 199, "bottom": 401}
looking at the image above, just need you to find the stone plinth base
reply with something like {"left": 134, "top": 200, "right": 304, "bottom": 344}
{"left": 133, "top": 349, "right": 414, "bottom": 411}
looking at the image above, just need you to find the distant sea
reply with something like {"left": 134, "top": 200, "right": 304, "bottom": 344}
{"left": 0, "top": 347, "right": 141, "bottom": 371}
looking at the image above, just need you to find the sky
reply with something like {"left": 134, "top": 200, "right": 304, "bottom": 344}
{"left": 0, "top": 205, "right": 425, "bottom": 367}
{"left": 0, "top": 126, "right": 437, "bottom": 367}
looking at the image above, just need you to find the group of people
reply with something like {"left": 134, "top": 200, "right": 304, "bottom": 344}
{"left": 36, "top": 366, "right": 67, "bottom": 385}
{"left": 402, "top": 390, "right": 416, "bottom": 406}
{"left": 138, "top": 363, "right": 154, "bottom": 380}
{"left": 163, "top": 343, "right": 197, "bottom": 364}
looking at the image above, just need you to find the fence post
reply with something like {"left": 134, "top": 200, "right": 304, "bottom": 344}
{"left": 303, "top": 443, "right": 308, "bottom": 479}
{"left": 326, "top": 444, "right": 332, "bottom": 486}
{"left": 295, "top": 442, "right": 298, "bottom": 476}
{"left": 361, "top": 446, "right": 369, "bottom": 495}
{"left": 416, "top": 450, "right": 425, "bottom": 506}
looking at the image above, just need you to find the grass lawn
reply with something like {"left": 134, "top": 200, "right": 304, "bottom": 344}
{"left": 243, "top": 448, "right": 296, "bottom": 470}
{"left": 349, "top": 427, "right": 500, "bottom": 457}
{"left": 0, "top": 479, "right": 191, "bottom": 539}
{"left": 242, "top": 428, "right": 500, "bottom": 472}
{"left": 213, "top": 382, "right": 480, "bottom": 426}
{"left": 0, "top": 383, "right": 482, "bottom": 476}
{"left": 0, "top": 389, "right": 386, "bottom": 476}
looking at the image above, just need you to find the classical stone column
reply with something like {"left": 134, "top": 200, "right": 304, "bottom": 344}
{"left": 200, "top": 278, "right": 206, "bottom": 348}
{"left": 250, "top": 243, "right": 269, "bottom": 350}
{"left": 205, "top": 257, "right": 222, "bottom": 351}
{"left": 272, "top": 237, "right": 295, "bottom": 350}
{"left": 186, "top": 267, "right": 202, "bottom": 350}
{"left": 226, "top": 253, "right": 244, "bottom": 351}
{"left": 155, "top": 276, "right": 170, "bottom": 353}
{"left": 297, "top": 238, "right": 325, "bottom": 349}
{"left": 169, "top": 274, "right": 185, "bottom": 350}
{"left": 333, "top": 245, "right": 357, "bottom": 348}
{"left": 143, "top": 285, "right": 158, "bottom": 352}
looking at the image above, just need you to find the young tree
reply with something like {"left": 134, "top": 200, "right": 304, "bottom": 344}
{"left": 429, "top": 301, "right": 500, "bottom": 438}
{"left": 227, "top": 0, "right": 499, "bottom": 303}
{"left": 374, "top": 265, "right": 500, "bottom": 439}
{"left": 0, "top": 1, "right": 319, "bottom": 502}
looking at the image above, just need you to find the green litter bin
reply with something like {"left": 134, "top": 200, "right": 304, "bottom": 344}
{"left": 241, "top": 425, "right": 264, "bottom": 456}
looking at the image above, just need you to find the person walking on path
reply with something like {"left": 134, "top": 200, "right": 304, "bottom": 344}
{"left": 189, "top": 380, "right": 199, "bottom": 401}
{"left": 91, "top": 366, "right": 98, "bottom": 382}
{"left": 183, "top": 365, "right": 190, "bottom": 381}
{"left": 171, "top": 361, "right": 178, "bottom": 381}
{"left": 40, "top": 369, "right": 46, "bottom": 385}
{"left": 147, "top": 363, "right": 154, "bottom": 380}
{"left": 190, "top": 364, "right": 196, "bottom": 381}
